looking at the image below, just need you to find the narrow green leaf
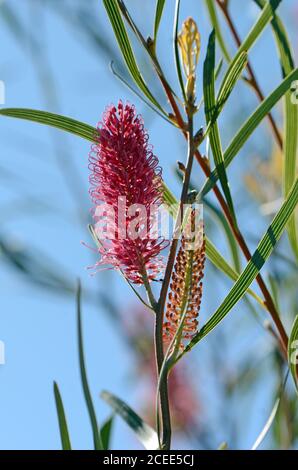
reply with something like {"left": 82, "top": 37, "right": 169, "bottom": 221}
{"left": 116, "top": 0, "right": 148, "bottom": 51}
{"left": 204, "top": 30, "right": 236, "bottom": 221}
{"left": 173, "top": 0, "right": 186, "bottom": 101}
{"left": 163, "top": 183, "right": 179, "bottom": 217}
{"left": 153, "top": 0, "right": 165, "bottom": 41}
{"left": 0, "top": 108, "right": 96, "bottom": 141}
{"left": 253, "top": 1, "right": 294, "bottom": 75}
{"left": 225, "top": 0, "right": 282, "bottom": 74}
{"left": 204, "top": 199, "right": 241, "bottom": 273}
{"left": 216, "top": 51, "right": 247, "bottom": 117}
{"left": 255, "top": 0, "right": 298, "bottom": 262}
{"left": 103, "top": 0, "right": 162, "bottom": 111}
{"left": 109, "top": 61, "right": 173, "bottom": 125}
{"left": 215, "top": 58, "right": 224, "bottom": 80}
{"left": 205, "top": 238, "right": 262, "bottom": 306}
{"left": 116, "top": 0, "right": 168, "bottom": 85}
{"left": 53, "top": 382, "right": 72, "bottom": 450}
{"left": 100, "top": 415, "right": 114, "bottom": 450}
{"left": 77, "top": 281, "right": 103, "bottom": 450}
{"left": 101, "top": 390, "right": 159, "bottom": 450}
{"left": 200, "top": 68, "right": 298, "bottom": 198}
{"left": 252, "top": 399, "right": 279, "bottom": 450}
{"left": 251, "top": 373, "right": 288, "bottom": 449}
{"left": 204, "top": 0, "right": 231, "bottom": 62}
{"left": 181, "top": 178, "right": 298, "bottom": 356}
{"left": 283, "top": 84, "right": 298, "bottom": 261}
{"left": 202, "top": 50, "right": 247, "bottom": 133}
{"left": 288, "top": 315, "right": 298, "bottom": 393}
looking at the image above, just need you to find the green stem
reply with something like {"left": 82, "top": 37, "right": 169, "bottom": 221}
{"left": 155, "top": 114, "right": 195, "bottom": 450}
{"left": 141, "top": 268, "right": 158, "bottom": 310}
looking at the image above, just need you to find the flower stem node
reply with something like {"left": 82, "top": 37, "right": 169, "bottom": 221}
{"left": 186, "top": 190, "right": 198, "bottom": 205}
{"left": 194, "top": 127, "right": 204, "bottom": 147}
{"left": 177, "top": 161, "right": 186, "bottom": 173}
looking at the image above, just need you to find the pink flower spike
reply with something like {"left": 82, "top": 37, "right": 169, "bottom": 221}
{"left": 89, "top": 101, "right": 168, "bottom": 284}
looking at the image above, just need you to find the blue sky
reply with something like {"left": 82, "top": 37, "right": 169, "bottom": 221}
{"left": 0, "top": 0, "right": 297, "bottom": 450}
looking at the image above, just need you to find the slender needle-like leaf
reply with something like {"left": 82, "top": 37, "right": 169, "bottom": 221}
{"left": 173, "top": 0, "right": 186, "bottom": 101}
{"left": 77, "top": 281, "right": 103, "bottom": 450}
{"left": 53, "top": 382, "right": 72, "bottom": 450}
{"left": 103, "top": 0, "right": 164, "bottom": 112}
{"left": 100, "top": 416, "right": 114, "bottom": 450}
{"left": 153, "top": 0, "right": 166, "bottom": 42}
{"left": 204, "top": 0, "right": 231, "bottom": 62}
{"left": 204, "top": 30, "right": 236, "bottom": 221}
{"left": 251, "top": 372, "right": 289, "bottom": 449}
{"left": 100, "top": 390, "right": 159, "bottom": 450}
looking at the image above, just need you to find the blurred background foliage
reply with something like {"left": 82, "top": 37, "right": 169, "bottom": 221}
{"left": 0, "top": 0, "right": 297, "bottom": 449}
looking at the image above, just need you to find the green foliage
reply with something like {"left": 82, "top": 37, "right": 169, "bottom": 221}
{"left": 101, "top": 390, "right": 159, "bottom": 450}
{"left": 53, "top": 382, "right": 72, "bottom": 450}
{"left": 0, "top": 108, "right": 95, "bottom": 141}
{"left": 200, "top": 68, "right": 298, "bottom": 198}
{"left": 251, "top": 374, "right": 288, "bottom": 449}
{"left": 227, "top": 0, "right": 282, "bottom": 68}
{"left": 203, "top": 30, "right": 236, "bottom": 221}
{"left": 102, "top": 0, "right": 162, "bottom": 111}
{"left": 204, "top": 0, "right": 231, "bottom": 62}
{"left": 153, "top": 0, "right": 166, "bottom": 42}
{"left": 181, "top": 179, "right": 298, "bottom": 357}
{"left": 100, "top": 416, "right": 114, "bottom": 450}
{"left": 215, "top": 51, "right": 247, "bottom": 119}
{"left": 77, "top": 282, "right": 103, "bottom": 450}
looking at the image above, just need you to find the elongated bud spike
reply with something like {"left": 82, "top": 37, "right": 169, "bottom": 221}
{"left": 178, "top": 18, "right": 201, "bottom": 78}
{"left": 163, "top": 210, "right": 206, "bottom": 351}
{"left": 178, "top": 17, "right": 200, "bottom": 104}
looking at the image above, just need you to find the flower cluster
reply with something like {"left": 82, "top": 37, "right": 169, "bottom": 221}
{"left": 89, "top": 101, "right": 167, "bottom": 283}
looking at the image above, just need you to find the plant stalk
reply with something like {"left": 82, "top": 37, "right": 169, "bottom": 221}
{"left": 155, "top": 114, "right": 195, "bottom": 450}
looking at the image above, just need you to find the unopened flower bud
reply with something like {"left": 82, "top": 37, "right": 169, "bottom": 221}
{"left": 178, "top": 17, "right": 200, "bottom": 105}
